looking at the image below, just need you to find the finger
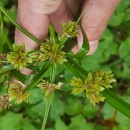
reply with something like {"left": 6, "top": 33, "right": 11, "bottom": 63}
{"left": 49, "top": 0, "right": 73, "bottom": 33}
{"left": 15, "top": 0, "right": 49, "bottom": 51}
{"left": 15, "top": 0, "right": 63, "bottom": 51}
{"left": 27, "top": 0, "right": 63, "bottom": 15}
{"left": 78, "top": 0, "right": 120, "bottom": 55}
{"left": 66, "top": 0, "right": 83, "bottom": 18}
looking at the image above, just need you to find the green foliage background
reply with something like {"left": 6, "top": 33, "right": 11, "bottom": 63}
{"left": 0, "top": 0, "right": 130, "bottom": 130}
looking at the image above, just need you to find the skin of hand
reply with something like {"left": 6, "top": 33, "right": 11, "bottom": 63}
{"left": 15, "top": 0, "right": 120, "bottom": 75}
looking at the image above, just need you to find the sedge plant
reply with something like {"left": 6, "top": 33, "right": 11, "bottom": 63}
{"left": 0, "top": 2, "right": 130, "bottom": 130}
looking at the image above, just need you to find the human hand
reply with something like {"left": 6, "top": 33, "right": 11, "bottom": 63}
{"left": 15, "top": 0, "right": 120, "bottom": 74}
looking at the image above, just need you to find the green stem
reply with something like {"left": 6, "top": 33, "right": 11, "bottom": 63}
{"left": 41, "top": 93, "right": 52, "bottom": 130}
{"left": 0, "top": 3, "right": 41, "bottom": 44}
{"left": 41, "top": 65, "right": 56, "bottom": 130}
{"left": 50, "top": 65, "right": 56, "bottom": 83}
{"left": 0, "top": 10, "right": 3, "bottom": 53}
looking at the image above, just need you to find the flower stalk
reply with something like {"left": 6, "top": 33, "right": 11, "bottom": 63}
{"left": 41, "top": 92, "right": 52, "bottom": 130}
{"left": 41, "top": 65, "right": 56, "bottom": 130}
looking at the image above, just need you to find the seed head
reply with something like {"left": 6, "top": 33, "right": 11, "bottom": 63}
{"left": 37, "top": 80, "right": 62, "bottom": 97}
{"left": 62, "top": 21, "right": 78, "bottom": 38}
{"left": 40, "top": 38, "right": 66, "bottom": 66}
{"left": 7, "top": 44, "right": 32, "bottom": 70}
{"left": 0, "top": 94, "right": 11, "bottom": 112}
{"left": 8, "top": 82, "right": 30, "bottom": 104}
{"left": 71, "top": 71, "right": 116, "bottom": 106}
{"left": 71, "top": 78, "right": 85, "bottom": 95}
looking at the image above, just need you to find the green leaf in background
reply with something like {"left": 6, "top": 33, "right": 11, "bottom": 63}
{"left": 0, "top": 112, "right": 22, "bottom": 130}
{"left": 50, "top": 93, "right": 64, "bottom": 120}
{"left": 108, "top": 0, "right": 130, "bottom": 26}
{"left": 69, "top": 114, "right": 94, "bottom": 130}
{"left": 55, "top": 118, "right": 68, "bottom": 130}
{"left": 29, "top": 88, "right": 43, "bottom": 104}
{"left": 119, "top": 37, "right": 130, "bottom": 58}
{"left": 64, "top": 96, "right": 83, "bottom": 116}
{"left": 83, "top": 102, "right": 99, "bottom": 119}
{"left": 21, "top": 120, "right": 38, "bottom": 130}
{"left": 103, "top": 102, "right": 116, "bottom": 119}
{"left": 29, "top": 101, "right": 45, "bottom": 117}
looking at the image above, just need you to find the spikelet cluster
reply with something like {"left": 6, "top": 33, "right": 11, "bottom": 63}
{"left": 0, "top": 94, "right": 11, "bottom": 111}
{"left": 39, "top": 38, "right": 66, "bottom": 66}
{"left": 62, "top": 21, "right": 78, "bottom": 38}
{"left": 8, "top": 82, "right": 30, "bottom": 104}
{"left": 7, "top": 44, "right": 32, "bottom": 70}
{"left": 37, "top": 80, "right": 62, "bottom": 96}
{"left": 71, "top": 71, "right": 116, "bottom": 106}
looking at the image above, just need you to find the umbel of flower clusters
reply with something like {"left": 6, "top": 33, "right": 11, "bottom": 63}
{"left": 7, "top": 44, "right": 32, "bottom": 70}
{"left": 71, "top": 71, "right": 116, "bottom": 106}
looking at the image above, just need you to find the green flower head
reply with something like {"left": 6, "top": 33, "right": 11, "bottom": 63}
{"left": 93, "top": 71, "right": 116, "bottom": 89}
{"left": 62, "top": 21, "right": 78, "bottom": 38}
{"left": 71, "top": 71, "right": 116, "bottom": 106}
{"left": 71, "top": 78, "right": 86, "bottom": 95}
{"left": 8, "top": 82, "right": 30, "bottom": 104}
{"left": 40, "top": 38, "right": 66, "bottom": 66}
{"left": 7, "top": 44, "right": 32, "bottom": 70}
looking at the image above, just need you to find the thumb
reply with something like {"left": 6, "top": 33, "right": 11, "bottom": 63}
{"left": 78, "top": 0, "right": 120, "bottom": 55}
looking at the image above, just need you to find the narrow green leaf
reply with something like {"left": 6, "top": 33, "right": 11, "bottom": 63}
{"left": 63, "top": 38, "right": 77, "bottom": 52}
{"left": 0, "top": 64, "right": 15, "bottom": 73}
{"left": 0, "top": 11, "right": 3, "bottom": 53}
{"left": 103, "top": 90, "right": 130, "bottom": 118}
{"left": 26, "top": 62, "right": 50, "bottom": 89}
{"left": 74, "top": 48, "right": 87, "bottom": 59}
{"left": 0, "top": 3, "right": 41, "bottom": 44}
{"left": 74, "top": 25, "right": 89, "bottom": 59}
{"left": 12, "top": 70, "right": 30, "bottom": 83}
{"left": 80, "top": 25, "right": 89, "bottom": 51}
{"left": 28, "top": 65, "right": 41, "bottom": 73}
{"left": 49, "top": 25, "right": 58, "bottom": 44}
{"left": 65, "top": 61, "right": 84, "bottom": 80}
{"left": 68, "top": 58, "right": 88, "bottom": 76}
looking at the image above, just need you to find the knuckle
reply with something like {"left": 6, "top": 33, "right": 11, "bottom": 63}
{"left": 29, "top": 0, "right": 63, "bottom": 14}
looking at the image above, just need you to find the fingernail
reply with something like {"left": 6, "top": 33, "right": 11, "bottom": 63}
{"left": 87, "top": 40, "right": 99, "bottom": 55}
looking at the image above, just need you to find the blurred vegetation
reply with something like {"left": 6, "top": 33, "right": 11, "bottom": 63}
{"left": 0, "top": 0, "right": 130, "bottom": 130}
